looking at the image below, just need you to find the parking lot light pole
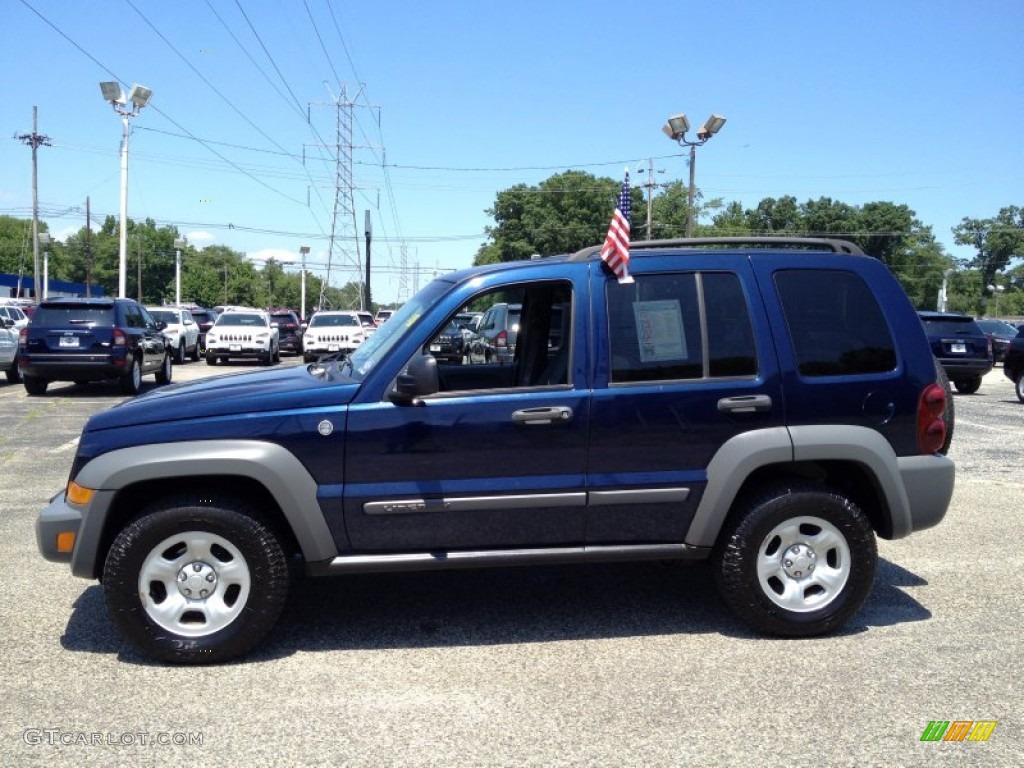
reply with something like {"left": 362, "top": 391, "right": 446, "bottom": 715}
{"left": 99, "top": 82, "right": 153, "bottom": 298}
{"left": 37, "top": 232, "right": 51, "bottom": 299}
{"left": 174, "top": 238, "right": 186, "bottom": 306}
{"left": 662, "top": 112, "right": 726, "bottom": 238}
{"left": 299, "top": 246, "right": 310, "bottom": 321}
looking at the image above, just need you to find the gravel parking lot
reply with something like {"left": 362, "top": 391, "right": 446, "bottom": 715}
{"left": 1, "top": 360, "right": 1021, "bottom": 767}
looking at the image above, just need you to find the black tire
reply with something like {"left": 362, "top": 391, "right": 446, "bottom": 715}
{"left": 156, "top": 352, "right": 173, "bottom": 385}
{"left": 206, "top": 353, "right": 218, "bottom": 366}
{"left": 119, "top": 356, "right": 143, "bottom": 395}
{"left": 953, "top": 377, "right": 981, "bottom": 394}
{"left": 934, "top": 360, "right": 954, "bottom": 454}
{"left": 272, "top": 344, "right": 280, "bottom": 364}
{"left": 5, "top": 357, "right": 22, "bottom": 384}
{"left": 102, "top": 498, "right": 290, "bottom": 664}
{"left": 175, "top": 341, "right": 186, "bottom": 365}
{"left": 713, "top": 483, "right": 877, "bottom": 637}
{"left": 191, "top": 343, "right": 201, "bottom": 362}
{"left": 261, "top": 349, "right": 272, "bottom": 366}
{"left": 1016, "top": 373, "right": 1024, "bottom": 404}
{"left": 23, "top": 374, "right": 48, "bottom": 396}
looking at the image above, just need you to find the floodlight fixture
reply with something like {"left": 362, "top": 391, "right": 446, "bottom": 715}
{"left": 100, "top": 81, "right": 125, "bottom": 104}
{"left": 697, "top": 114, "right": 727, "bottom": 140}
{"left": 129, "top": 84, "right": 153, "bottom": 108}
{"left": 665, "top": 114, "right": 690, "bottom": 139}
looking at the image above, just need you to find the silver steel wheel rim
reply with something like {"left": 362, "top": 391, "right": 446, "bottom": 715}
{"left": 1017, "top": 376, "right": 1024, "bottom": 399}
{"left": 132, "top": 360, "right": 141, "bottom": 389}
{"left": 138, "top": 531, "right": 251, "bottom": 637}
{"left": 756, "top": 515, "right": 851, "bottom": 613}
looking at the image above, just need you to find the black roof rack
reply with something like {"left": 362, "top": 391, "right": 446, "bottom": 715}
{"left": 568, "top": 236, "right": 865, "bottom": 262}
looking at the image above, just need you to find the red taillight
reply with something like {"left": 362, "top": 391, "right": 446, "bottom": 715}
{"left": 112, "top": 328, "right": 127, "bottom": 347}
{"left": 917, "top": 383, "right": 946, "bottom": 454}
{"left": 495, "top": 330, "right": 507, "bottom": 348}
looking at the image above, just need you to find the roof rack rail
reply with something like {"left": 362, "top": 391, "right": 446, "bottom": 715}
{"left": 568, "top": 236, "right": 864, "bottom": 262}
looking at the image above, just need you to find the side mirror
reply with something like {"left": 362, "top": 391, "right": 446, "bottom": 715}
{"left": 0, "top": 318, "right": 12, "bottom": 329}
{"left": 390, "top": 353, "right": 439, "bottom": 405}
{"left": 154, "top": 320, "right": 167, "bottom": 331}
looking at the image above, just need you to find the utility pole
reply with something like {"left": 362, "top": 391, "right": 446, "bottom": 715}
{"left": 85, "top": 197, "right": 93, "bottom": 297}
{"left": 364, "top": 210, "right": 372, "bottom": 311}
{"left": 137, "top": 236, "right": 143, "bottom": 302}
{"left": 636, "top": 159, "right": 664, "bottom": 240}
{"left": 17, "top": 106, "right": 51, "bottom": 300}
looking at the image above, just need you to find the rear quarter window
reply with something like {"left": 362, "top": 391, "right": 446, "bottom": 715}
{"left": 775, "top": 270, "right": 897, "bottom": 377}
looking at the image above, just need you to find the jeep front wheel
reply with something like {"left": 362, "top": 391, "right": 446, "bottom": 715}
{"left": 714, "top": 484, "right": 877, "bottom": 637}
{"left": 1015, "top": 373, "right": 1024, "bottom": 404}
{"left": 103, "top": 500, "right": 290, "bottom": 664}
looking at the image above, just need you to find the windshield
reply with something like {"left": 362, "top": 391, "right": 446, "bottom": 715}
{"left": 216, "top": 313, "right": 266, "bottom": 327}
{"left": 149, "top": 310, "right": 178, "bottom": 324}
{"left": 310, "top": 313, "right": 358, "bottom": 328}
{"left": 347, "top": 280, "right": 449, "bottom": 378}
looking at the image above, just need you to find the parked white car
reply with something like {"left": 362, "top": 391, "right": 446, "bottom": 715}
{"left": 147, "top": 306, "right": 201, "bottom": 363}
{"left": 205, "top": 308, "right": 280, "bottom": 366}
{"left": 0, "top": 304, "right": 30, "bottom": 332}
{"left": 0, "top": 316, "right": 21, "bottom": 383}
{"left": 302, "top": 311, "right": 366, "bottom": 362}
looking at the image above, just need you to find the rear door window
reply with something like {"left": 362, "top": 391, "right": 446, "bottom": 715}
{"left": 606, "top": 272, "right": 756, "bottom": 383}
{"left": 775, "top": 270, "right": 897, "bottom": 376}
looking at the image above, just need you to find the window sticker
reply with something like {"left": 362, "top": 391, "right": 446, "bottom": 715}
{"left": 633, "top": 300, "right": 687, "bottom": 362}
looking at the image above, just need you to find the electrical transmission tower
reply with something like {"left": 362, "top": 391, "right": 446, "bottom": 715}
{"left": 307, "top": 86, "right": 369, "bottom": 311}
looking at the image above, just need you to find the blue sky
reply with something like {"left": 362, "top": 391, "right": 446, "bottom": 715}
{"left": 2, "top": 0, "right": 1021, "bottom": 305}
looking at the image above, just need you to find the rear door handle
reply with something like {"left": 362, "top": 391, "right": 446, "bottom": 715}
{"left": 512, "top": 406, "right": 574, "bottom": 425}
{"left": 717, "top": 395, "right": 773, "bottom": 414}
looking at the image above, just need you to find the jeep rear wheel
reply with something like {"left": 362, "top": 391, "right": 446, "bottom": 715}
{"left": 175, "top": 341, "right": 186, "bottom": 364}
{"left": 714, "top": 483, "right": 877, "bottom": 636}
{"left": 103, "top": 499, "right": 290, "bottom": 664}
{"left": 156, "top": 352, "right": 173, "bottom": 385}
{"left": 953, "top": 377, "right": 981, "bottom": 394}
{"left": 1015, "top": 373, "right": 1024, "bottom": 404}
{"left": 119, "top": 356, "right": 142, "bottom": 395}
{"left": 23, "top": 374, "right": 48, "bottom": 395}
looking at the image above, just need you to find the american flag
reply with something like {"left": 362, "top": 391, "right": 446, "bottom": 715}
{"left": 600, "top": 171, "right": 633, "bottom": 284}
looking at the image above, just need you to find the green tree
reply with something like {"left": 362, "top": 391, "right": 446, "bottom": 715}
{"left": 474, "top": 171, "right": 641, "bottom": 265}
{"left": 953, "top": 206, "right": 1024, "bottom": 314}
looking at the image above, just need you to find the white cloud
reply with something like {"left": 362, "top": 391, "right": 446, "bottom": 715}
{"left": 185, "top": 230, "right": 215, "bottom": 244}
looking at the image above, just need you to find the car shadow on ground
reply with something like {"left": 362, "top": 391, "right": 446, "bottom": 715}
{"left": 28, "top": 380, "right": 166, "bottom": 399}
{"left": 59, "top": 557, "right": 931, "bottom": 665}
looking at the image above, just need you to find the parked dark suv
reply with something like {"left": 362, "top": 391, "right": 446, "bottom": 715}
{"left": 918, "top": 311, "right": 993, "bottom": 394}
{"left": 268, "top": 308, "right": 303, "bottom": 355}
{"left": 19, "top": 298, "right": 172, "bottom": 396}
{"left": 1002, "top": 326, "right": 1024, "bottom": 402}
{"left": 189, "top": 307, "right": 218, "bottom": 353}
{"left": 36, "top": 238, "right": 954, "bottom": 664}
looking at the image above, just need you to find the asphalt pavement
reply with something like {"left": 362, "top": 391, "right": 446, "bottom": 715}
{"left": 0, "top": 359, "right": 1021, "bottom": 767}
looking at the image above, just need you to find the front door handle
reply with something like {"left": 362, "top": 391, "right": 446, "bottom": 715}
{"left": 717, "top": 394, "right": 773, "bottom": 414}
{"left": 511, "top": 406, "right": 574, "bottom": 425}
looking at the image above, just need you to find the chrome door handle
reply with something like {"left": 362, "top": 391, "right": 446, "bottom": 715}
{"left": 511, "top": 406, "right": 574, "bottom": 425}
{"left": 717, "top": 395, "right": 773, "bottom": 414}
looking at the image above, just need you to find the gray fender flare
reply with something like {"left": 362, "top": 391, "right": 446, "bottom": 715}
{"left": 76, "top": 440, "right": 338, "bottom": 563}
{"left": 684, "top": 425, "right": 910, "bottom": 548}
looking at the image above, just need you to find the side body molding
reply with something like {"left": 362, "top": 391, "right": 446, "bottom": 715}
{"left": 75, "top": 440, "right": 338, "bottom": 563}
